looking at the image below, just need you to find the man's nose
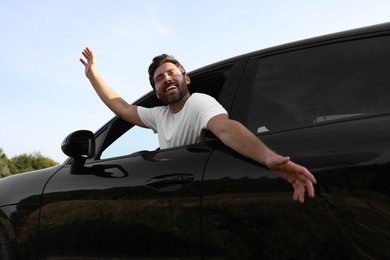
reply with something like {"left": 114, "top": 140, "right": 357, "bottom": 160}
{"left": 164, "top": 74, "right": 173, "bottom": 83}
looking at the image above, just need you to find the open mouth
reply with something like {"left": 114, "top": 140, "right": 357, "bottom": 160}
{"left": 165, "top": 85, "right": 178, "bottom": 93}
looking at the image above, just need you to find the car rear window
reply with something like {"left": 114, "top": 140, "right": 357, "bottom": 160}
{"left": 248, "top": 35, "right": 390, "bottom": 133}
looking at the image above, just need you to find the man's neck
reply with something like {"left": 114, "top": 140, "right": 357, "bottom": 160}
{"left": 169, "top": 93, "right": 191, "bottom": 113}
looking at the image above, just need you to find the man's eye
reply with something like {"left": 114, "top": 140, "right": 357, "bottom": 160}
{"left": 168, "top": 70, "right": 178, "bottom": 76}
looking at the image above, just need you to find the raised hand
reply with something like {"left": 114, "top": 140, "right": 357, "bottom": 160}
{"left": 80, "top": 47, "right": 96, "bottom": 78}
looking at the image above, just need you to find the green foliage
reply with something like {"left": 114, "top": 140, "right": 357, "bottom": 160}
{"left": 0, "top": 148, "right": 12, "bottom": 178}
{"left": 0, "top": 148, "right": 58, "bottom": 178}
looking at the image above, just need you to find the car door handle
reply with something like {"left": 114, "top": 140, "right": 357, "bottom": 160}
{"left": 145, "top": 173, "right": 194, "bottom": 191}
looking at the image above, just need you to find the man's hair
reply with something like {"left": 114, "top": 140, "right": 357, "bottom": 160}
{"left": 148, "top": 54, "right": 186, "bottom": 89}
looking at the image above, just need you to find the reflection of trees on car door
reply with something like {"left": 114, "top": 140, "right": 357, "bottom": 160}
{"left": 39, "top": 144, "right": 213, "bottom": 259}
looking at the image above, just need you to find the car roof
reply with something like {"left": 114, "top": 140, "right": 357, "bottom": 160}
{"left": 189, "top": 22, "right": 390, "bottom": 76}
{"left": 132, "top": 22, "right": 390, "bottom": 110}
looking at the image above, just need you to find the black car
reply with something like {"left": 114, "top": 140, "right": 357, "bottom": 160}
{"left": 1, "top": 22, "right": 390, "bottom": 259}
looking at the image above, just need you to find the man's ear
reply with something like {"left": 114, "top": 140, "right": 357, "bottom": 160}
{"left": 185, "top": 73, "right": 191, "bottom": 84}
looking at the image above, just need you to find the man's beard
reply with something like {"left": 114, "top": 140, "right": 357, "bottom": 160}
{"left": 160, "top": 80, "right": 189, "bottom": 105}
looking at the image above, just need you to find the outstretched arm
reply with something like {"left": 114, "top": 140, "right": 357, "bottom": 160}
{"left": 208, "top": 114, "right": 316, "bottom": 203}
{"left": 79, "top": 47, "right": 146, "bottom": 127}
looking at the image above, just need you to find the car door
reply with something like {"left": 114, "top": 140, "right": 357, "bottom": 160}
{"left": 39, "top": 123, "right": 213, "bottom": 259}
{"left": 202, "top": 34, "right": 390, "bottom": 259}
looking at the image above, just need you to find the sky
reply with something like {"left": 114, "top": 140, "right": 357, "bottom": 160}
{"left": 1, "top": 0, "right": 390, "bottom": 163}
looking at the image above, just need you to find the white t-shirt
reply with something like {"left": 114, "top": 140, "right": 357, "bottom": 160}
{"left": 137, "top": 93, "right": 228, "bottom": 149}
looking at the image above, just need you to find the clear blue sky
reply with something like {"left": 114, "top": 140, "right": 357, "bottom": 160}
{"left": 1, "top": 0, "right": 389, "bottom": 163}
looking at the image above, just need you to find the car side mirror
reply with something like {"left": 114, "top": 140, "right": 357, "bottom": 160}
{"left": 61, "top": 130, "right": 95, "bottom": 173}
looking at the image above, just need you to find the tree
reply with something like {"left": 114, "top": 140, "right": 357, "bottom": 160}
{"left": 0, "top": 148, "right": 58, "bottom": 177}
{"left": 0, "top": 149, "right": 11, "bottom": 178}
{"left": 10, "top": 152, "right": 58, "bottom": 174}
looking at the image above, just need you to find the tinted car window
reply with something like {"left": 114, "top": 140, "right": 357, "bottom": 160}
{"left": 248, "top": 36, "right": 390, "bottom": 134}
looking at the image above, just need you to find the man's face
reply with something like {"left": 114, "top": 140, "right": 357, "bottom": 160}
{"left": 153, "top": 62, "right": 190, "bottom": 105}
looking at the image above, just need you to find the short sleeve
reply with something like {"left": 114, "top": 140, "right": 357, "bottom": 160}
{"left": 189, "top": 93, "right": 228, "bottom": 130}
{"left": 137, "top": 106, "right": 158, "bottom": 133}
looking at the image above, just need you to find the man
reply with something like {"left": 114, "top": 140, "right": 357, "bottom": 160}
{"left": 80, "top": 47, "right": 316, "bottom": 203}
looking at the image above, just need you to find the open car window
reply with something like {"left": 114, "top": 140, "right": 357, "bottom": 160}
{"left": 96, "top": 69, "right": 229, "bottom": 160}
{"left": 100, "top": 125, "right": 159, "bottom": 159}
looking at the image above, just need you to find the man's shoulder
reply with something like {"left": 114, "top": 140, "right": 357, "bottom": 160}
{"left": 191, "top": 92, "right": 212, "bottom": 98}
{"left": 190, "top": 92, "right": 216, "bottom": 102}
{"left": 187, "top": 93, "right": 224, "bottom": 113}
{"left": 138, "top": 104, "right": 169, "bottom": 117}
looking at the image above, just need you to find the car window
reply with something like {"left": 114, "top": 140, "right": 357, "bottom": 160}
{"left": 100, "top": 126, "right": 159, "bottom": 159}
{"left": 97, "top": 69, "right": 229, "bottom": 160}
{"left": 247, "top": 35, "right": 390, "bottom": 134}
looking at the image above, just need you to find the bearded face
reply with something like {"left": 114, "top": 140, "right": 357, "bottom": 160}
{"left": 158, "top": 76, "right": 189, "bottom": 104}
{"left": 154, "top": 63, "right": 190, "bottom": 105}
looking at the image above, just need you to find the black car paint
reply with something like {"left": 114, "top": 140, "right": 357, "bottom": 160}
{"left": 202, "top": 115, "right": 390, "bottom": 258}
{"left": 0, "top": 166, "right": 62, "bottom": 259}
{"left": 1, "top": 23, "right": 390, "bottom": 259}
